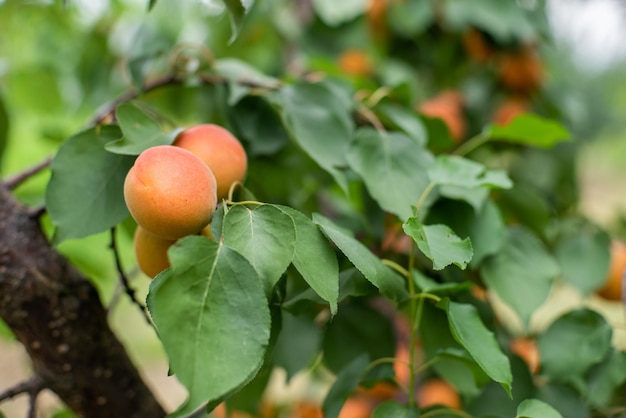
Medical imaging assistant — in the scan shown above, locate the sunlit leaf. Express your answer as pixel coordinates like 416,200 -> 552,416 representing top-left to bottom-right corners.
223,0 -> 254,44
485,114 -> 570,148
538,308 -> 612,382
347,128 -> 434,219
278,81 -> 354,192
481,226 -> 560,327
438,299 -> 513,397
516,399 -> 563,418
105,102 -> 174,155
312,0 -> 367,26
375,103 -> 427,146
147,236 -> 270,417
403,217 -> 473,270
46,126 -> 133,243
314,213 -> 409,303
429,155 -> 513,189
222,204 -> 296,295
276,206 -> 339,314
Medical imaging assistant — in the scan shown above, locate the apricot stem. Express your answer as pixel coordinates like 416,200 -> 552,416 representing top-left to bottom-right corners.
415,182 -> 435,212
360,356 -> 411,395
407,243 -> 418,407
382,259 -> 410,278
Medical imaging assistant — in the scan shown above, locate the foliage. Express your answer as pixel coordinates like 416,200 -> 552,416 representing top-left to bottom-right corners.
1,0 -> 625,417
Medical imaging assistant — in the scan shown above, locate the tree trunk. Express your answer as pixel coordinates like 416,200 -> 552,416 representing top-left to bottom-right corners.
0,183 -> 166,418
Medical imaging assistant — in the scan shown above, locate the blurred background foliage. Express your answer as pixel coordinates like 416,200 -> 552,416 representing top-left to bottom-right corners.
2,0 -> 626,416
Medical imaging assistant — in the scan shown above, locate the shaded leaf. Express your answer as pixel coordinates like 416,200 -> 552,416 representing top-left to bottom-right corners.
105,102 -> 173,155
429,155 -> 512,189
322,354 -> 370,418
372,401 -> 420,418
538,308 -> 612,382
486,114 -> 570,148
147,236 -> 270,417
222,204 -> 296,295
587,349 -> 626,408
438,299 -> 513,397
46,126 -> 133,243
314,213 -> 409,303
376,103 -> 427,146
278,81 -> 354,192
276,206 -> 339,314
481,226 -> 560,327
223,0 -> 254,44
273,311 -> 322,381
347,128 -> 434,220
403,218 -> 473,270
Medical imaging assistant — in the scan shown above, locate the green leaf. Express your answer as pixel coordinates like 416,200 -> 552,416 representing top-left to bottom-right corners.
555,230 -> 611,295
229,96 -> 289,156
276,206 -> 339,314
413,270 -> 472,296
147,236 -> 270,417
222,0 -> 254,44
429,155 -> 513,189
278,81 -> 354,192
147,0 -> 158,11
403,218 -> 473,270
313,213 -> 409,303
481,226 -> 560,327
388,0 -> 434,37
376,103 -> 427,146
347,128 -> 434,220
587,349 -> 626,408
322,302 -> 395,374
222,204 -> 296,296
372,401 -> 420,418
0,91 -> 9,170
538,308 -> 612,382
438,299 -> 513,397
322,354 -> 370,418
485,114 -> 570,148
105,102 -> 173,155
46,126 -> 134,243
215,59 -> 281,105
536,383 -> 589,418
0,318 -> 14,340
273,311 -> 322,381
516,399 -> 563,418
311,0 -> 366,26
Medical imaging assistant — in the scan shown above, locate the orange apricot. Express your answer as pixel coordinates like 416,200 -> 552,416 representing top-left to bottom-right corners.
338,396 -> 374,418
597,240 -> 626,301
492,96 -> 529,125
124,145 -> 217,240
509,337 -> 540,374
497,46 -> 543,94
462,28 -> 494,63
133,226 -> 175,279
338,49 -> 373,77
417,378 -> 461,409
418,90 -> 466,142
174,124 -> 248,200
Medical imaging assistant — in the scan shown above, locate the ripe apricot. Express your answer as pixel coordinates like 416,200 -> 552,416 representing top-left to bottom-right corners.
124,145 -> 217,240
462,28 -> 493,63
133,226 -> 175,279
338,396 -> 374,418
418,90 -> 466,142
417,379 -> 461,409
597,240 -> 626,301
338,49 -> 373,77
173,124 -> 247,200
509,337 -> 540,374
497,46 -> 543,94
492,96 -> 529,125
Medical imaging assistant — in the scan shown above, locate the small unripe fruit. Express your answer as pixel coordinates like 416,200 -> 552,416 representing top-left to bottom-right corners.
173,124 -> 248,200
133,226 -> 175,278
124,145 -> 217,240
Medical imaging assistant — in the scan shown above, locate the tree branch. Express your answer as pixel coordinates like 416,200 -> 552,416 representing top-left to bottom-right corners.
0,376 -> 45,418
3,157 -> 53,190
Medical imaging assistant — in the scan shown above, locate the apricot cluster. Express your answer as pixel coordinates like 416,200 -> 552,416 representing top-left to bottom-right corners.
123,124 -> 247,278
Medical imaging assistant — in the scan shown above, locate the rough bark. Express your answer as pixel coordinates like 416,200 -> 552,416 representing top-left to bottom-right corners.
0,183 -> 166,418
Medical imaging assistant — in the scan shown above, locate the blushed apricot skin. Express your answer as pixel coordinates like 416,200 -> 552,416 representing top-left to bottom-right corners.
597,240 -> 626,301
173,124 -> 248,200
124,145 -> 217,240
133,226 -> 175,279
417,379 -> 461,409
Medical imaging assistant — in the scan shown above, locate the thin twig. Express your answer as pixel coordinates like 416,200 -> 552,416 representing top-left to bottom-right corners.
0,376 -> 45,418
27,205 -> 46,220
3,157 -> 53,190
108,227 -> 152,326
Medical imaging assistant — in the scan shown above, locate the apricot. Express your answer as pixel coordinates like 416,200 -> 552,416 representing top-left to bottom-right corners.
338,396 -> 374,418
462,28 -> 493,63
492,96 -> 529,125
497,46 -> 543,94
417,378 -> 461,409
509,337 -> 540,374
124,145 -> 217,240
597,240 -> 626,301
133,226 -> 175,279
173,124 -> 247,200
418,90 -> 466,142
338,49 -> 373,77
